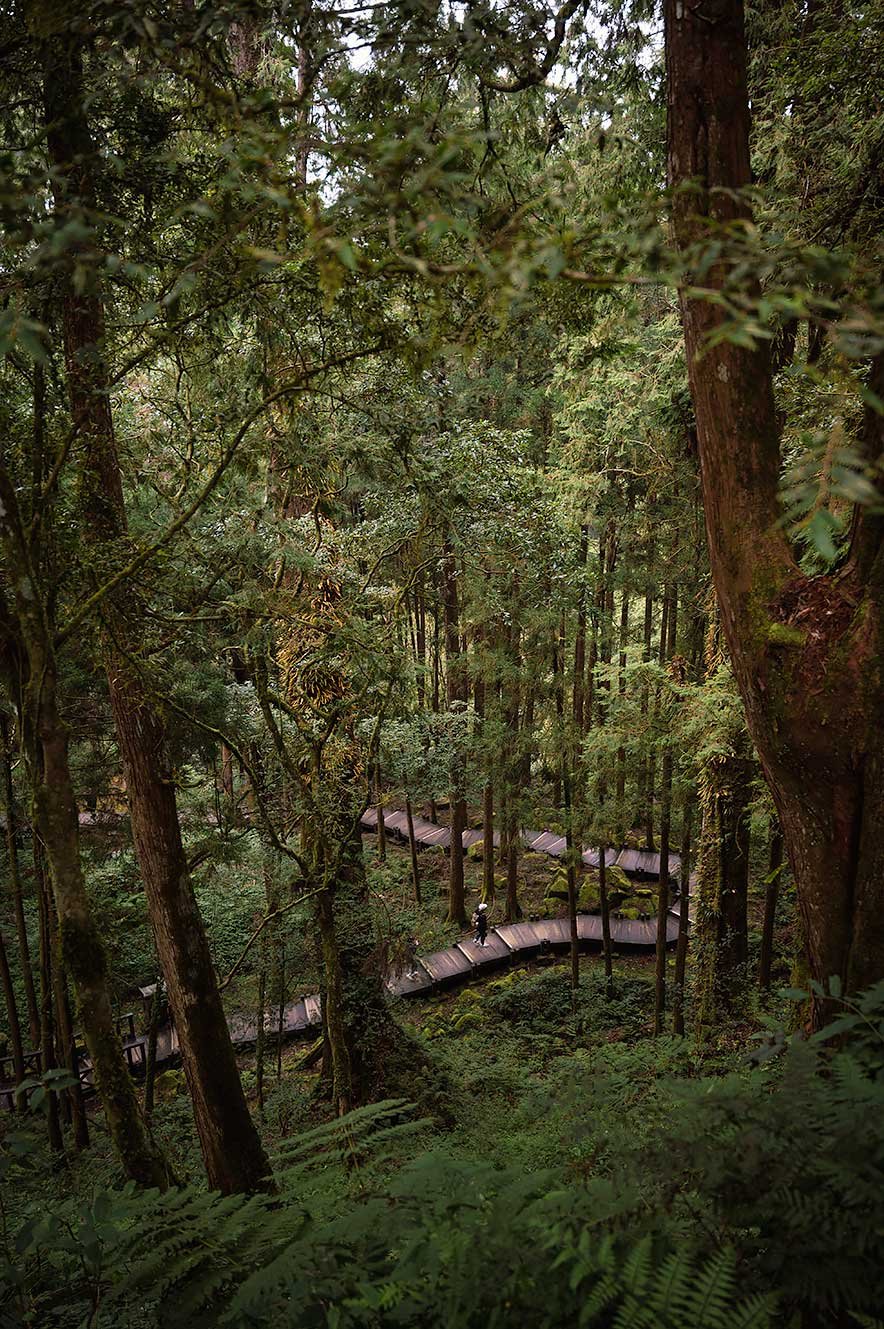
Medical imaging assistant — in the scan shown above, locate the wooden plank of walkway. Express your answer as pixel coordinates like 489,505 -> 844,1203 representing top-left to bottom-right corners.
384,811 -> 409,836
456,932 -> 513,969
609,917 -> 655,947
576,914 -> 603,944
387,963 -> 435,997
535,918 -> 573,949
582,847 -> 619,868
419,946 -> 474,986
524,830 -> 558,853
494,921 -> 553,955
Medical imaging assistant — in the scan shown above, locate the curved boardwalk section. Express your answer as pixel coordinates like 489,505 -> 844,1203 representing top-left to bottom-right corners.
0,810 -> 689,1110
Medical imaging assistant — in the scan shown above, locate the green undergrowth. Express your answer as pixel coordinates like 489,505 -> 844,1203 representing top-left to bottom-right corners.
5,982 -> 884,1327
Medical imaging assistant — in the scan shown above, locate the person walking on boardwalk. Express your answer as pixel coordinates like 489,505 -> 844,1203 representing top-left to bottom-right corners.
472,901 -> 488,946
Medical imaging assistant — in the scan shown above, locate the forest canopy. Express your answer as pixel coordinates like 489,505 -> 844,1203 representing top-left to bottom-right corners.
0,1 -> 883,1326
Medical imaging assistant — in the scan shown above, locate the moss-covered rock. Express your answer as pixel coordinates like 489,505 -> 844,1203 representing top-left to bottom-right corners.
154,1070 -> 185,1103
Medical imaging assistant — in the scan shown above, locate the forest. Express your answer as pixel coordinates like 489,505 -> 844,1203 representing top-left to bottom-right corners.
0,0 -> 882,1325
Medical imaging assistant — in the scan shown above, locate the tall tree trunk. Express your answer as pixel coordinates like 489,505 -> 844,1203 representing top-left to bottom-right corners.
316,827 -> 413,1112
0,928 -> 25,1103
375,761 -> 386,861
441,542 -> 467,925
0,716 -> 39,1046
672,799 -> 694,1036
44,34 -> 272,1193
666,0 -> 884,1019
562,771 -> 580,993
503,603 -> 522,922
694,740 -> 753,1025
0,476 -> 168,1185
615,587 -> 630,820
598,842 -> 614,999
415,578 -> 427,709
51,902 -> 90,1151
653,744 -> 673,1035
573,525 -> 589,731
255,962 -> 267,1116
34,845 -> 63,1155
405,796 -> 422,903
640,546 -> 656,850
759,826 -> 784,991
143,976 -> 162,1118
482,782 -> 495,903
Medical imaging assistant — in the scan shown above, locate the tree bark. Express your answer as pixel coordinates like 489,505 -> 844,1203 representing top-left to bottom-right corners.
51,903 -> 90,1151
653,743 -> 673,1035
694,741 -> 753,1025
759,826 -> 784,991
44,33 -> 272,1193
375,761 -> 386,861
405,796 -> 422,903
572,525 -> 589,731
666,0 -> 884,1018
0,474 -> 168,1184
441,541 -> 467,925
672,799 -> 694,1035
34,845 -> 63,1155
0,716 -> 39,1046
0,927 -> 25,1103
316,828 -> 414,1112
598,842 -> 614,1000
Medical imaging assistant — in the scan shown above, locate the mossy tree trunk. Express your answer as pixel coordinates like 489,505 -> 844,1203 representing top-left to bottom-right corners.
442,540 -> 468,925
694,743 -> 753,1026
0,927 -> 25,1103
666,0 -> 884,1020
316,827 -> 414,1113
43,31 -> 272,1194
759,827 -> 784,991
0,475 -> 168,1185
0,716 -> 39,1046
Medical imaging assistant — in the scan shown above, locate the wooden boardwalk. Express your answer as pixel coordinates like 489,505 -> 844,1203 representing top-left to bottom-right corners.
1,809 -> 690,1111
360,806 -> 692,885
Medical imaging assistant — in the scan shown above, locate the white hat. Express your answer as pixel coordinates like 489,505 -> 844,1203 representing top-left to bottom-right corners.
478,902 -> 488,911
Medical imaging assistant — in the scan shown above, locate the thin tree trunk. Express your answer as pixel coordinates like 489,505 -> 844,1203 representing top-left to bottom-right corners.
598,843 -> 614,999
405,796 -> 422,904
694,738 -> 753,1026
616,588 -> 630,816
375,762 -> 386,861
759,827 -> 784,991
0,716 -> 39,1046
276,943 -> 286,1084
143,977 -> 162,1117
640,548 -> 655,849
573,525 -> 589,731
562,771 -> 580,994
673,799 -> 694,1036
51,905 -> 90,1151
654,745 -> 673,1035
255,963 -> 267,1115
0,928 -> 25,1103
441,542 -> 467,925
35,843 -> 63,1155
415,578 -> 427,709
482,782 -> 495,903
